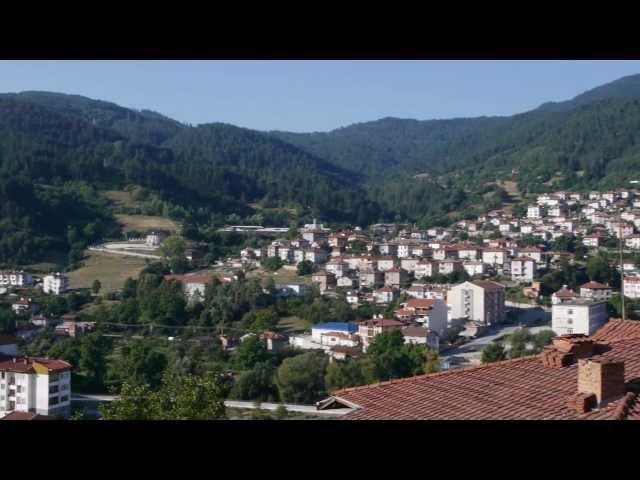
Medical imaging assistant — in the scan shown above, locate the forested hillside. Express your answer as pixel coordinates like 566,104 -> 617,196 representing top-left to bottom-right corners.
4,74 -> 640,266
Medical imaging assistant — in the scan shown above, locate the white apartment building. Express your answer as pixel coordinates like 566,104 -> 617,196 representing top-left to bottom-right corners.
481,249 -> 509,266
42,273 -> 69,295
447,280 -> 506,326
0,357 -> 72,419
0,271 -> 33,288
510,257 -> 537,282
551,299 -> 608,336
623,276 -> 640,299
462,261 -> 485,277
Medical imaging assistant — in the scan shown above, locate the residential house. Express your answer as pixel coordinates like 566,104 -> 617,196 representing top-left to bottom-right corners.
384,268 -> 409,288
375,256 -> 397,272
414,260 -> 436,279
260,331 -> 289,353
481,248 -> 509,266
462,261 -> 485,277
401,326 -> 439,351
374,286 -> 399,304
552,285 -> 578,305
623,276 -> 640,299
164,274 -> 213,302
509,257 -> 537,282
311,271 -> 336,294
400,257 -> 420,273
312,323 -> 358,343
437,259 -> 463,276
358,318 -> 406,352
580,281 -> 613,301
358,269 -> 384,289
402,298 -> 448,336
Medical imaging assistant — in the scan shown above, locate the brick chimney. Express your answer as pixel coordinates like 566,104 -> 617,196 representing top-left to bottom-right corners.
577,358 -> 626,405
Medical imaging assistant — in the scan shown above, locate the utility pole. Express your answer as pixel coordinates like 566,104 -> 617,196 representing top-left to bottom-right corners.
619,214 -> 626,321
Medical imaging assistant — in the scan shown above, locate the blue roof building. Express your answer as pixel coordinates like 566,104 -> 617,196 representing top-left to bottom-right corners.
312,322 -> 358,334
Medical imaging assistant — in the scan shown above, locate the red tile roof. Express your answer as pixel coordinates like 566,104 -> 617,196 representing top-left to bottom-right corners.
0,357 -> 72,374
554,288 -> 577,298
581,281 -> 611,290
406,299 -> 436,310
327,328 -> 640,420
591,319 -> 640,343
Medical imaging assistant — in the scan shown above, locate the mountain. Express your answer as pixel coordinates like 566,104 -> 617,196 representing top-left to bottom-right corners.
4,73 -> 640,266
537,73 -> 640,112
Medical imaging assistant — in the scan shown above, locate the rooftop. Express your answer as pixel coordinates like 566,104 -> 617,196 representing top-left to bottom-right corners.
326,322 -> 640,420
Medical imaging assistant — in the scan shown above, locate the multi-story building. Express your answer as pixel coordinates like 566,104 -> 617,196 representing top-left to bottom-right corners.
447,280 -> 506,326
481,248 -> 509,266
0,271 -> 33,288
357,318 -> 406,352
373,286 -> 399,304
311,271 -> 336,294
551,299 -> 608,336
401,326 -> 439,351
527,205 -> 542,219
358,269 -> 384,289
509,257 -> 537,282
623,275 -> 640,299
384,268 -> 409,288
401,298 -> 448,336
164,274 -> 213,301
42,273 -> 69,295
0,357 -> 72,419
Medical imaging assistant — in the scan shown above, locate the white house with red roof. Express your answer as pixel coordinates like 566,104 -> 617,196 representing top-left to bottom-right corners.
552,285 -> 578,305
579,281 -> 612,301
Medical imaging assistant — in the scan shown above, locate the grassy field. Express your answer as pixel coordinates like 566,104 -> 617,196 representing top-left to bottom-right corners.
278,316 -> 312,334
68,251 -> 149,293
115,214 -> 180,234
247,267 -> 312,286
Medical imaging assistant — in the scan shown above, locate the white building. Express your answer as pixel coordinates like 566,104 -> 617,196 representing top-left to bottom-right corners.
0,356 -> 72,419
42,273 -> 69,295
481,249 -> 509,266
401,326 -> 439,351
527,205 -> 542,218
509,257 -> 537,282
447,280 -> 506,326
579,281 -> 613,301
551,299 -> 608,336
0,271 -> 33,288
623,276 -> 640,299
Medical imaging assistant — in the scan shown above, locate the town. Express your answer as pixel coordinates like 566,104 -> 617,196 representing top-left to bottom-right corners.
3,185 -> 640,420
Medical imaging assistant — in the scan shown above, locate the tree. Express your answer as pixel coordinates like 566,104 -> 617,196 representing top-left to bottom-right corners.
532,329 -> 556,353
92,279 -> 102,295
325,358 -> 367,392
367,330 -> 422,381
481,342 -> 507,363
108,340 -> 168,391
246,308 -> 280,334
232,336 -> 270,370
159,235 -> 187,259
296,260 -> 315,276
79,333 -> 109,391
262,256 -> 284,272
276,351 -> 328,404
229,361 -> 278,402
587,254 -> 613,284
100,371 -> 228,420
0,308 -> 17,334
507,328 -> 533,359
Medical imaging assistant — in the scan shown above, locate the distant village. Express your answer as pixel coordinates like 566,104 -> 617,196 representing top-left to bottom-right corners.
3,188 -> 640,420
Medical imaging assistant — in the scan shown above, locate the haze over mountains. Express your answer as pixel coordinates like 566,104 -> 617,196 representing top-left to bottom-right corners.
2,73 -> 640,265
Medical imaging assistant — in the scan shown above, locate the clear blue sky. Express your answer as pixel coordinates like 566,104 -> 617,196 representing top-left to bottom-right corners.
2,60 -> 640,132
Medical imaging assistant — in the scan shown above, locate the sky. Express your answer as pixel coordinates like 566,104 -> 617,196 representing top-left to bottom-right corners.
1,60 -> 640,132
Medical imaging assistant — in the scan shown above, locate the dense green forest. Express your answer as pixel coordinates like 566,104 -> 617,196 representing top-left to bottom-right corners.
5,74 -> 640,264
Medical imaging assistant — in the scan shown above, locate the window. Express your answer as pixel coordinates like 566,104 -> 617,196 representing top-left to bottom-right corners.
60,395 -> 69,403
567,309 -> 573,315
60,384 -> 69,391
567,318 -> 573,325
16,385 -> 22,394
50,397 -> 59,405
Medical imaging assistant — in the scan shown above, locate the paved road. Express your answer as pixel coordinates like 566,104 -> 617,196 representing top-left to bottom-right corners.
441,304 -> 553,367
71,395 -> 351,417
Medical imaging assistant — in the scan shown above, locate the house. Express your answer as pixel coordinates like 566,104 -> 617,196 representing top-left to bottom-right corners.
582,235 -> 603,249
0,357 -> 72,419
527,205 -> 542,218
337,275 -> 358,289
0,271 -> 33,288
375,256 -> 397,272
373,286 -> 399,304
42,273 -> 69,295
55,320 -> 96,338
401,326 -> 439,351
623,276 -> 640,299
552,285 -> 578,305
509,257 -> 537,282
312,271 -> 336,294
447,280 -> 506,326
402,298 -> 448,336
481,248 -> 509,266
312,323 -> 358,343
275,284 -> 308,297
320,331 -> 360,348
260,331 -> 289,352
436,259 -> 463,275
30,315 -> 58,328
414,260 -> 436,279
384,268 -> 409,288
164,274 -> 213,301
345,291 -> 360,305
579,281 -> 613,301
145,231 -> 167,247
400,257 -> 420,273
625,235 -> 640,249
11,298 -> 37,315
358,269 -> 384,289
317,324 -> 640,419
358,318 -> 406,352
551,299 -> 608,336
515,247 -> 543,263
378,243 -> 398,256
326,259 -> 350,278
462,261 -> 484,277
328,346 -> 362,362
457,245 -> 479,261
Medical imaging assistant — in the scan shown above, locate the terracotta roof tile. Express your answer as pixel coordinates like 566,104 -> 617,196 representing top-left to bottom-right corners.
329,334 -> 640,420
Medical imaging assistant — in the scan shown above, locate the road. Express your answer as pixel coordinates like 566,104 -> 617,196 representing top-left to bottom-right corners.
441,303 -> 553,368
71,395 -> 352,417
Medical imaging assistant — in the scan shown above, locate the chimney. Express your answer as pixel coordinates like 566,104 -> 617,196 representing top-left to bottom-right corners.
578,358 -> 626,405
